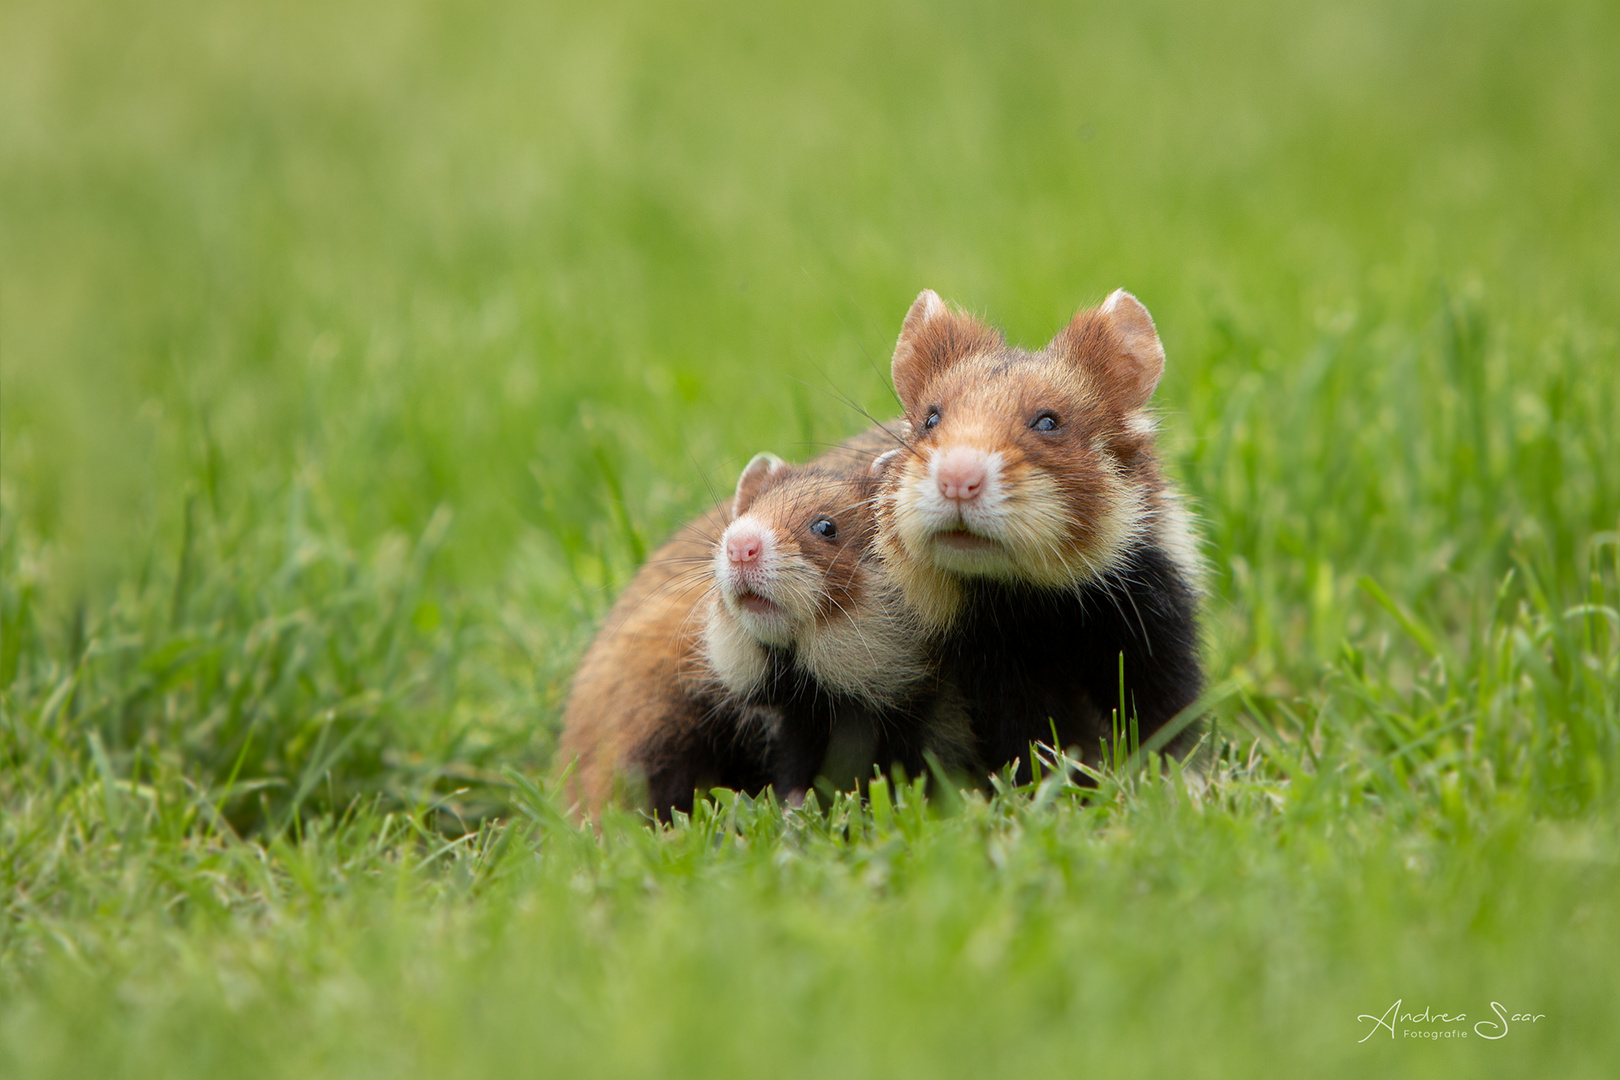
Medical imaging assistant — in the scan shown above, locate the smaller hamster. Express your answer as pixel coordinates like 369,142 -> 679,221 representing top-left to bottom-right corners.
558,447 -> 960,819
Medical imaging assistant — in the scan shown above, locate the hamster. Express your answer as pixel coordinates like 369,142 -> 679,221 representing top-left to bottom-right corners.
873,288 -> 1205,776
558,447 -> 953,820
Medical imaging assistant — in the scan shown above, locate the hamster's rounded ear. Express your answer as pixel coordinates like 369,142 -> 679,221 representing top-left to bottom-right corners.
1050,289 -> 1166,410
732,452 -> 789,518
890,290 -> 1003,410
868,448 -> 902,478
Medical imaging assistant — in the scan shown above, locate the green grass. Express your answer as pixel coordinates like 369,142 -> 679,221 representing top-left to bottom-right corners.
3,0 -> 1619,1075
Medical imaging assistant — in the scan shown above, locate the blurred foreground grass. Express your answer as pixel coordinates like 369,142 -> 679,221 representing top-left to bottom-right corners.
3,0 -> 1619,1076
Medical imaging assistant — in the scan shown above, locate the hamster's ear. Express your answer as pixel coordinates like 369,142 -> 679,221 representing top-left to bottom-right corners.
890,290 -> 1004,409
1049,289 -> 1165,410
732,452 -> 789,518
868,448 -> 902,478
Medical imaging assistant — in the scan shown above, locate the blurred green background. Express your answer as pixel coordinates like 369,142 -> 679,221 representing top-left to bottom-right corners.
7,0 -> 1617,777
2,0 -> 1618,1076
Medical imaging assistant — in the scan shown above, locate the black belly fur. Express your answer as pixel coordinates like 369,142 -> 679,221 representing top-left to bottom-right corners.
945,541 -> 1203,778
752,651 -> 940,797
642,655 -> 937,819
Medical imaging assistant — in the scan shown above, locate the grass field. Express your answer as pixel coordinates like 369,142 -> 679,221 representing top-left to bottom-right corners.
3,0 -> 1619,1075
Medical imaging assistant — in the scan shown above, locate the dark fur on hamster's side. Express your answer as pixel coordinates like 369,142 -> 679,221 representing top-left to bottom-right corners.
874,289 -> 1205,777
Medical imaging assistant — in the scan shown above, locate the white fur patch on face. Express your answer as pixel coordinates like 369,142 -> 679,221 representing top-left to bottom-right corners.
889,444 -> 1144,590
889,447 -> 1019,578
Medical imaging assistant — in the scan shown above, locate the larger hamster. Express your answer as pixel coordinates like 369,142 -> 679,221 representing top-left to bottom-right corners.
874,288 -> 1204,775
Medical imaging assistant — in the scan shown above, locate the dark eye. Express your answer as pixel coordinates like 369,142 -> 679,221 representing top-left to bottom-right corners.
923,408 -> 940,430
1031,412 -> 1060,432
810,517 -> 838,540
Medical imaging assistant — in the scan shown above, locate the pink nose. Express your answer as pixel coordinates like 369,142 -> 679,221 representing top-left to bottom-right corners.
725,529 -> 764,565
936,448 -> 988,503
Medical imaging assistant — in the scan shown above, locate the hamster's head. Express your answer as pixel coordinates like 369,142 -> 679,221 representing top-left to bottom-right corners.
704,454 -> 921,704
880,288 -> 1171,609
713,455 -> 878,646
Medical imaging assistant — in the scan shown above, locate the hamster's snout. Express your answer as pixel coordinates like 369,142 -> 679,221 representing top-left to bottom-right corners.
935,447 -> 989,504
725,526 -> 765,567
